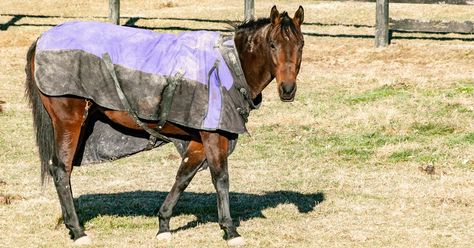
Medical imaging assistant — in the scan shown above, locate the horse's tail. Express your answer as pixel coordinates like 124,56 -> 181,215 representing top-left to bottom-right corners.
25,40 -> 55,185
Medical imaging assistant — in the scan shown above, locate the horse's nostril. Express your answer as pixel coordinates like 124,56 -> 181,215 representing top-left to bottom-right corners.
281,83 -> 295,94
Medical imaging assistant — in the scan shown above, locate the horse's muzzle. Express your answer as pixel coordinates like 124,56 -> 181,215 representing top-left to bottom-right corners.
279,82 -> 297,102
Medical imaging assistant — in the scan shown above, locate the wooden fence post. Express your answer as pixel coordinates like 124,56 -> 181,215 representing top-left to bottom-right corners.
109,0 -> 120,25
244,0 -> 255,22
375,0 -> 389,47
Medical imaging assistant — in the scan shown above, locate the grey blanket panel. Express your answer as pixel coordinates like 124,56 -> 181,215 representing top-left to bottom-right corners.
35,50 -> 179,120
78,115 -> 166,165
35,49 -> 248,134
35,50 -> 123,110
114,64 -> 169,120
166,79 -> 210,130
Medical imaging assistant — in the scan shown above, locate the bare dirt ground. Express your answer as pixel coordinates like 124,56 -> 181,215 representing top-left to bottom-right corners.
1,0 -> 474,247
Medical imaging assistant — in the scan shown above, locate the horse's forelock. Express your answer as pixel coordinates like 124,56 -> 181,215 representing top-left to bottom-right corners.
276,13 -> 301,42
279,12 -> 291,24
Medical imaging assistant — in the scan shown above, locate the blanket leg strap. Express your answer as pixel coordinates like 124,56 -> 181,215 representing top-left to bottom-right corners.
102,53 -> 172,143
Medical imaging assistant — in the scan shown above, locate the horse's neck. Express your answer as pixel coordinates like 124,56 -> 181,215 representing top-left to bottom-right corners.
234,25 -> 274,100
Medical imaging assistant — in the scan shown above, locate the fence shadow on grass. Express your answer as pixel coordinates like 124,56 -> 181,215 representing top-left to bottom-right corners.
76,190 -> 324,232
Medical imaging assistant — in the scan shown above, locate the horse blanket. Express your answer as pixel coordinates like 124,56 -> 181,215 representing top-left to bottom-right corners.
34,21 -> 257,165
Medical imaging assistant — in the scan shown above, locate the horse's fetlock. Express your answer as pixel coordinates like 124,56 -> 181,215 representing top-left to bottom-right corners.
158,208 -> 171,218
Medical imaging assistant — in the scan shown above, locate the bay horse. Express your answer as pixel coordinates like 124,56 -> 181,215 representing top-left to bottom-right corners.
25,6 -> 304,246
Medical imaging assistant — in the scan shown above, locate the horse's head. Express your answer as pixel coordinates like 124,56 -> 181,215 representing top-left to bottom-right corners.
268,6 -> 304,102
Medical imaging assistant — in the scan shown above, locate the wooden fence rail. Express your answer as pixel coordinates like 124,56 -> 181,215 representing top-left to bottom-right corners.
375,0 -> 474,47
391,19 -> 474,34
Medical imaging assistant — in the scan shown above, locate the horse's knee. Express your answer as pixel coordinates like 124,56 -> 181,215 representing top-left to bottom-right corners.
209,166 -> 229,183
51,164 -> 68,183
216,172 -> 229,184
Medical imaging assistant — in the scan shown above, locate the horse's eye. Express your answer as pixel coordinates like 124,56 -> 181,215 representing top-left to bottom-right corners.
298,43 -> 304,52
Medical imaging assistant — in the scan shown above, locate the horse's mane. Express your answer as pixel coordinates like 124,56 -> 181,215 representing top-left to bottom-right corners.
233,12 -> 300,39
235,17 -> 271,30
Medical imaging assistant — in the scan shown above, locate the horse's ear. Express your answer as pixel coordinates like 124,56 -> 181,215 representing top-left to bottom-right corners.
270,5 -> 280,26
293,6 -> 304,27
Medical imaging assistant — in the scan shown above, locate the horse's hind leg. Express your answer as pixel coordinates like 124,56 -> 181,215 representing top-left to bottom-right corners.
156,140 -> 206,240
200,132 -> 244,246
41,96 -> 90,244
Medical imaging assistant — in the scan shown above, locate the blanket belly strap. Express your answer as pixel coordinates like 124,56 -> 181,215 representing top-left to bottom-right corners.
103,53 -> 172,143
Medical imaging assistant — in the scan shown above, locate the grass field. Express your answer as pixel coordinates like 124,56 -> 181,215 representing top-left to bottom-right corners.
1,0 -> 474,247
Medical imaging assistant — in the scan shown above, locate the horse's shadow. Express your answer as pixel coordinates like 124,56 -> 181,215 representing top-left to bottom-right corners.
76,190 -> 324,232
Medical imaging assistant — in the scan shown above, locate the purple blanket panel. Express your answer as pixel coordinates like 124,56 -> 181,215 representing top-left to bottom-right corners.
36,21 -> 234,130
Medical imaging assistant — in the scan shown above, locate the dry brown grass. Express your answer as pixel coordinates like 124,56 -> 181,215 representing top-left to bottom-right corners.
1,1 -> 474,247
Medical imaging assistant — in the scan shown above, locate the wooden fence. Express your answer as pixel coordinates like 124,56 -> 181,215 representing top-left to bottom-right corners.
375,0 -> 474,47
108,0 -> 255,24
108,0 -> 472,47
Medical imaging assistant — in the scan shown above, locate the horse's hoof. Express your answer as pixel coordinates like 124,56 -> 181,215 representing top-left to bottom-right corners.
227,236 -> 245,246
74,235 -> 92,246
156,232 -> 172,241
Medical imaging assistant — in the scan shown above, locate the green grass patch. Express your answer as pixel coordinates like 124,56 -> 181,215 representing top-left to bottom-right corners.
346,85 -> 406,104
444,79 -> 474,97
447,132 -> 474,146
389,149 -> 442,163
242,124 -> 327,160
247,126 -> 414,162
318,132 -> 411,148
337,148 -> 373,161
310,131 -> 413,162
455,85 -> 474,95
360,132 -> 412,146
463,133 -> 474,144
411,122 -> 455,136
437,102 -> 472,116
389,149 -> 417,162
416,153 -> 442,163
455,79 -> 474,95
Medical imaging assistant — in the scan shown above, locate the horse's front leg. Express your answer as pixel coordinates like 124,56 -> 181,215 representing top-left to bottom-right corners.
200,132 -> 244,246
156,140 -> 206,240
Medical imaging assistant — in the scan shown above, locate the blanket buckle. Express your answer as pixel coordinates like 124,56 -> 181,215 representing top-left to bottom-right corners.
82,99 -> 93,125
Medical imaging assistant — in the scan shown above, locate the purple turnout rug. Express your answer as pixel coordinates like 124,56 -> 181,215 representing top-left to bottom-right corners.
34,21 -> 254,164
